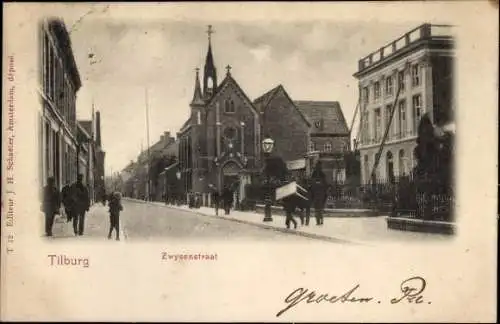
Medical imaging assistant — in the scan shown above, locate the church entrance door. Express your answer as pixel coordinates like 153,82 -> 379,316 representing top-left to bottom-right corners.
221,161 -> 241,191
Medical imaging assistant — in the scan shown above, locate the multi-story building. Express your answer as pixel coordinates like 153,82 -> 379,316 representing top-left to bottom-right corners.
353,23 -> 454,184
295,101 -> 350,184
38,18 -> 81,191
76,121 -> 92,188
127,131 -> 177,200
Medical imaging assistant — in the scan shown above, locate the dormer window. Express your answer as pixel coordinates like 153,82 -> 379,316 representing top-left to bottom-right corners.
224,99 -> 235,113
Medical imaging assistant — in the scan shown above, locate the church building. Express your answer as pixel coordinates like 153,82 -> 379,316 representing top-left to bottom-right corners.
177,25 -> 348,198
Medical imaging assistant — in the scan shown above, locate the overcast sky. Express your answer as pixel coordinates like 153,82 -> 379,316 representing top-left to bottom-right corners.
63,6 -> 427,175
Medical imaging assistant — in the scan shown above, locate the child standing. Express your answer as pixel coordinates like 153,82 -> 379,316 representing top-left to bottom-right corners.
108,192 -> 123,240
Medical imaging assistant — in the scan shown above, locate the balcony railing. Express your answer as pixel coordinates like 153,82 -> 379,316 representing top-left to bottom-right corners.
357,23 -> 453,72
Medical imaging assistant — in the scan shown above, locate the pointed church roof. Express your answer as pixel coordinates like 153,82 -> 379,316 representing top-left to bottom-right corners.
205,72 -> 258,116
205,41 -> 216,71
191,68 -> 204,106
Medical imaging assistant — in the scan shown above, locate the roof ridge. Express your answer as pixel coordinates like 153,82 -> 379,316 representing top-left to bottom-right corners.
294,100 -> 340,104
253,84 -> 281,103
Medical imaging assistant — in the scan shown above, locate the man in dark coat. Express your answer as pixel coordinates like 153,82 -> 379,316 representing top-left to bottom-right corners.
61,181 -> 74,222
310,162 -> 328,225
298,178 -> 312,226
71,174 -> 90,236
108,191 -> 123,240
282,196 -> 298,229
209,184 -> 221,216
222,186 -> 233,215
42,177 -> 60,237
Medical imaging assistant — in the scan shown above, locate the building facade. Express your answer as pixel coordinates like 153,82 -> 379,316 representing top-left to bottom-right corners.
353,23 -> 454,184
178,27 -> 319,198
38,18 -> 81,191
295,101 -> 350,184
77,122 -> 92,186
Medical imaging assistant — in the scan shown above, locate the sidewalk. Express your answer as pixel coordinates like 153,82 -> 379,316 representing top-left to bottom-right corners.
124,198 -> 452,245
51,204 -> 117,240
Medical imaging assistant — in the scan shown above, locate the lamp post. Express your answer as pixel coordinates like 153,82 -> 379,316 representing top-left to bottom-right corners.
176,170 -> 181,205
262,137 -> 274,222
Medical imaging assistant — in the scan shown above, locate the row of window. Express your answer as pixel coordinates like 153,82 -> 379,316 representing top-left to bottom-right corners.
41,28 -> 76,131
363,148 -> 416,181
42,121 -> 77,188
309,141 -> 347,153
361,94 -> 422,144
362,63 -> 421,103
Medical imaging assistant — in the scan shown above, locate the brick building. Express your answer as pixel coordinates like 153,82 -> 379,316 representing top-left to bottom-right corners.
38,18 -> 81,191
178,26 -> 350,201
353,23 -> 454,184
295,101 -> 350,184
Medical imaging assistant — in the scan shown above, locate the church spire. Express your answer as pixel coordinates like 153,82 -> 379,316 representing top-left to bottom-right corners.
191,68 -> 204,106
203,25 -> 217,99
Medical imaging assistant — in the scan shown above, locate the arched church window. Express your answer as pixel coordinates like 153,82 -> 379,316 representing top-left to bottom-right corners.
225,99 -> 235,113
207,77 -> 213,89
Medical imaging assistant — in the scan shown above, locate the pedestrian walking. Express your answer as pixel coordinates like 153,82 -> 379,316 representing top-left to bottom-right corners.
71,174 -> 90,236
107,191 -> 123,241
42,177 -> 61,237
61,181 -> 74,222
298,178 -> 312,226
222,186 -> 233,215
310,162 -> 327,226
209,184 -> 220,216
282,196 -> 298,229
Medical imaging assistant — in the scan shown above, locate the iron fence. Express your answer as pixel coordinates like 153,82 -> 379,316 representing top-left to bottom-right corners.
244,175 -> 454,221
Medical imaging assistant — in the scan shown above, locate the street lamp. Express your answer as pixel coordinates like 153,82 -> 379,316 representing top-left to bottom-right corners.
175,170 -> 182,205
262,137 -> 274,222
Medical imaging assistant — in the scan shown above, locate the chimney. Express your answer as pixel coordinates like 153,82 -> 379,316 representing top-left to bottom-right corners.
96,111 -> 101,147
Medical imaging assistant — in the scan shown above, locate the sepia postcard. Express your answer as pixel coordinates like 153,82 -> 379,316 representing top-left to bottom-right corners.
1,2 -> 498,322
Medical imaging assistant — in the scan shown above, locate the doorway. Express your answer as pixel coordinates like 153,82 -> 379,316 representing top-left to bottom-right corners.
221,161 -> 241,190
386,151 -> 394,182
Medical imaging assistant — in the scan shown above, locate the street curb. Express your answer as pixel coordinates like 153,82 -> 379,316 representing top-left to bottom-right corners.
206,214 -> 367,245
123,198 -> 369,245
254,204 -> 382,218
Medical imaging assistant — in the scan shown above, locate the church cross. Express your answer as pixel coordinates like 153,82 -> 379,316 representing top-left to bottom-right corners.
226,64 -> 232,74
206,25 -> 215,41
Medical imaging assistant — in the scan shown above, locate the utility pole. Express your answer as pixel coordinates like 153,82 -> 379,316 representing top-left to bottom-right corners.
145,87 -> 151,201
370,83 -> 403,184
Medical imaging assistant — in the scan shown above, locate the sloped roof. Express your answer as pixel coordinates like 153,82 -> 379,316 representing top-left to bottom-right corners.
253,85 -> 281,113
179,116 -> 192,133
253,85 -> 311,127
206,73 -> 259,116
294,101 -> 349,135
78,120 -> 93,137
